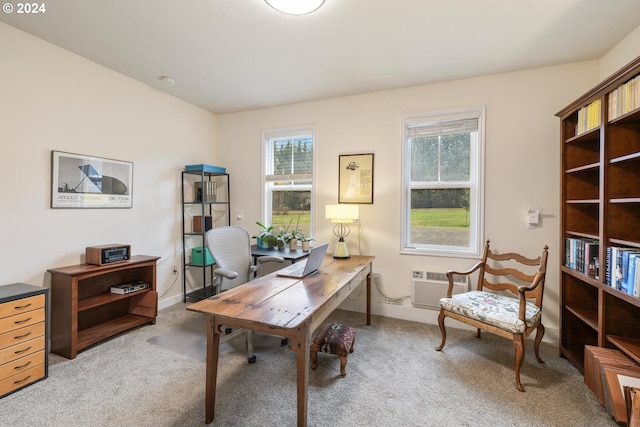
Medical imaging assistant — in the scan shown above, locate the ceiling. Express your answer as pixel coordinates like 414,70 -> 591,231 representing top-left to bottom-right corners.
3,0 -> 640,114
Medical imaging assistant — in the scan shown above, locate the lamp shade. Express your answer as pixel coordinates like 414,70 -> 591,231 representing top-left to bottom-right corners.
265,0 -> 325,15
325,204 -> 359,223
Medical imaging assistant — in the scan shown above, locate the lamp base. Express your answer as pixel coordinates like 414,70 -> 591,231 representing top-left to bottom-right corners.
333,241 -> 350,259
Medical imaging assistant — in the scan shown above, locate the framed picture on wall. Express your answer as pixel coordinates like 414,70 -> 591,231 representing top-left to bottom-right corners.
51,150 -> 133,208
338,153 -> 374,204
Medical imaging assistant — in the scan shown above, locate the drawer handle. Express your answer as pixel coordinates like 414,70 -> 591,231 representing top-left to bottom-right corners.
13,375 -> 32,385
14,346 -> 32,355
14,317 -> 32,325
14,303 -> 32,310
14,360 -> 32,370
14,331 -> 32,340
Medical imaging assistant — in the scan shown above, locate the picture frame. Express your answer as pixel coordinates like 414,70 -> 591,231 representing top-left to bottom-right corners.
51,150 -> 133,208
338,153 -> 374,204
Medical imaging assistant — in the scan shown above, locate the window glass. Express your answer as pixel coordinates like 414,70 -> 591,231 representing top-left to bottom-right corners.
402,108 -> 484,256
263,129 -> 314,239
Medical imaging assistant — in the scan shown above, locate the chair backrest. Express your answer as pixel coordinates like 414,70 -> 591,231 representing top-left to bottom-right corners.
476,240 -> 549,309
205,226 -> 253,290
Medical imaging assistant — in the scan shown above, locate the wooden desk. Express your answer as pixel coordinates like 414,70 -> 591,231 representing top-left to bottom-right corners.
187,254 -> 373,426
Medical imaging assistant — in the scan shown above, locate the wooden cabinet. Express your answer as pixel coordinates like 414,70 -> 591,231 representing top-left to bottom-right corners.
557,55 -> 640,372
47,255 -> 159,359
0,283 -> 48,397
181,169 -> 230,302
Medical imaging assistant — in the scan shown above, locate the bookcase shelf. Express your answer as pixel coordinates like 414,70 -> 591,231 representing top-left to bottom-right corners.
557,54 -> 640,374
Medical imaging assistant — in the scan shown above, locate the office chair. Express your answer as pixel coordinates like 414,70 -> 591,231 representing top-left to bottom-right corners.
205,226 -> 284,363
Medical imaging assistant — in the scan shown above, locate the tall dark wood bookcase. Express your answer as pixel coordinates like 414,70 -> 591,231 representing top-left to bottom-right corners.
557,55 -> 640,373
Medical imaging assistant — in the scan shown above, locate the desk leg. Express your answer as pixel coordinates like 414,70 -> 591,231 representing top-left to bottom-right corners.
205,315 -> 221,424
295,322 -> 310,427
366,272 -> 371,326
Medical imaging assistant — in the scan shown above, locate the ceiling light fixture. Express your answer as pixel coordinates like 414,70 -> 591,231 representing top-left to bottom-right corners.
265,0 -> 325,15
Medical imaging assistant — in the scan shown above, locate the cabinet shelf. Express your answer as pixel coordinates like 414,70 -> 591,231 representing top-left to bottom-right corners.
565,199 -> 599,204
609,198 -> 640,204
558,54 -> 640,376
608,336 -> 640,365
609,107 -> 640,125
565,162 -> 600,173
565,126 -> 600,144
77,314 -> 152,351
78,288 -> 152,312
565,304 -> 598,331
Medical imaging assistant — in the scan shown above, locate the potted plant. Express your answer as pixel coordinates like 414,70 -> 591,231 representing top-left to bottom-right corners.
255,221 -> 277,249
278,216 -> 300,251
275,229 -> 286,250
295,231 -> 314,252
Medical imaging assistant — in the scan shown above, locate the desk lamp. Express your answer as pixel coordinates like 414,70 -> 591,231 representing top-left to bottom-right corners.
325,204 -> 359,259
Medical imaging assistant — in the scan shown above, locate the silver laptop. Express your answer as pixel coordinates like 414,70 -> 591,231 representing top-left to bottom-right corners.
276,243 -> 329,278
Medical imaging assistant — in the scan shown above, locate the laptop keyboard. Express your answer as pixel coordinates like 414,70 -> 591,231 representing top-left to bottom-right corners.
282,262 -> 305,276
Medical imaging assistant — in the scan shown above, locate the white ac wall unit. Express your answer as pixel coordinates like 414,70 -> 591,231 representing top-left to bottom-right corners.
411,271 -> 469,310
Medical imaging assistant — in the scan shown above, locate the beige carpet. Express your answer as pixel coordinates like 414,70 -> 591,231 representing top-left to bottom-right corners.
0,303 -> 616,426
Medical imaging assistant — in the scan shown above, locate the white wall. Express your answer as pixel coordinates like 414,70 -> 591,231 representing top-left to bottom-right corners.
217,62 -> 603,343
0,23 -> 218,307
600,25 -> 640,80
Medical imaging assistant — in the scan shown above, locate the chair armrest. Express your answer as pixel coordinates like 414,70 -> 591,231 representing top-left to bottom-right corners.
517,271 -> 545,319
445,261 -> 485,297
213,268 -> 238,280
250,256 -> 285,274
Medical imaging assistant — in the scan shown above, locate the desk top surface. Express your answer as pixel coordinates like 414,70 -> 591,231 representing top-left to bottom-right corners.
188,255 -> 373,330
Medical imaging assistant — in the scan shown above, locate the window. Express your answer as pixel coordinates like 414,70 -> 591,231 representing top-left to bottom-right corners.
262,127 -> 315,239
402,107 -> 485,257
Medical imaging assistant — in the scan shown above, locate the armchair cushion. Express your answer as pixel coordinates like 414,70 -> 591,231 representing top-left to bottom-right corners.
439,290 -> 541,334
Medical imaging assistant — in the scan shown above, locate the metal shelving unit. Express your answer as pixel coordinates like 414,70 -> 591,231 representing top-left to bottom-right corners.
181,170 -> 230,302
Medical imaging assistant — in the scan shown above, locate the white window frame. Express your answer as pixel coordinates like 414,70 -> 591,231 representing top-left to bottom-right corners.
401,106 -> 485,258
261,126 -> 316,236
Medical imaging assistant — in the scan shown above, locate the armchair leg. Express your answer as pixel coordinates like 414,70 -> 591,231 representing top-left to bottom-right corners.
436,310 -> 447,351
533,323 -> 545,364
513,334 -> 526,392
476,328 -> 482,339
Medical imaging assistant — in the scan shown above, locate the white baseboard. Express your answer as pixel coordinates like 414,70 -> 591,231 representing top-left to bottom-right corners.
159,293 -> 184,310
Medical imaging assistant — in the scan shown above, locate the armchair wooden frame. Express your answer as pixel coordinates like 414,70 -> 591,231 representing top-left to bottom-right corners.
436,240 -> 549,392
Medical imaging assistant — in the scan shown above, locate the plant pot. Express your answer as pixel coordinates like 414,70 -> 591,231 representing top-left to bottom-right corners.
302,241 -> 310,251
277,240 -> 285,250
289,238 -> 297,250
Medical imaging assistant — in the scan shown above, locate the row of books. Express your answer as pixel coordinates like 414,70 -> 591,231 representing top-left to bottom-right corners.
609,74 -> 640,121
564,238 -> 640,297
565,237 -> 599,278
584,346 -> 640,424
606,246 -> 640,297
576,98 -> 602,136
194,181 -> 217,203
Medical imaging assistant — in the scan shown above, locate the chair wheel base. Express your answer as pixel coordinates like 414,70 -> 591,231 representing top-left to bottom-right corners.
248,355 -> 257,364
281,338 -> 288,346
